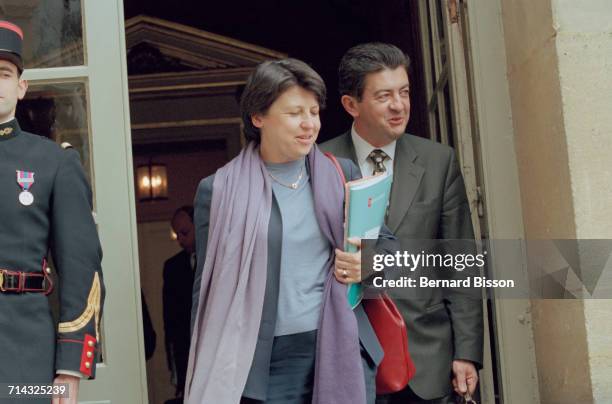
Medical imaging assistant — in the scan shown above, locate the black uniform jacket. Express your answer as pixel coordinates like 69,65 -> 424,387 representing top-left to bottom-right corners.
163,249 -> 194,393
0,119 -> 104,385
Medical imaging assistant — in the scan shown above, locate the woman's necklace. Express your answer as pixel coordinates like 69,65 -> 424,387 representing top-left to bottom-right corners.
268,165 -> 304,189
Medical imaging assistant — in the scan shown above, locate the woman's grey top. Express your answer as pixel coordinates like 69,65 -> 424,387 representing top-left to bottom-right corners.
265,158 -> 331,336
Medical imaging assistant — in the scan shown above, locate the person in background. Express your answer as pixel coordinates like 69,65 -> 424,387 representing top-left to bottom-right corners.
142,291 -> 157,361
163,206 -> 196,402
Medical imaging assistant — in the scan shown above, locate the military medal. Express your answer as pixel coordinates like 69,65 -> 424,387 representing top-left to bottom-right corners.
16,170 -> 35,206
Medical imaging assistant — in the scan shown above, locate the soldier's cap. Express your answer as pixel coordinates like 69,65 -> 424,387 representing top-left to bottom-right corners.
0,20 -> 24,74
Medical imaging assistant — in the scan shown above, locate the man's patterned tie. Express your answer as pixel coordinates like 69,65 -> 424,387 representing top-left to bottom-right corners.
368,149 -> 389,175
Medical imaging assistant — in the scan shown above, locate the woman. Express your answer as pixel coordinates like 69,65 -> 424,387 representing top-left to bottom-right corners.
186,58 -> 397,404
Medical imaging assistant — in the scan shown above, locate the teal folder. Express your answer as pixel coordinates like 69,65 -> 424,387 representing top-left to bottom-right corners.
344,172 -> 393,308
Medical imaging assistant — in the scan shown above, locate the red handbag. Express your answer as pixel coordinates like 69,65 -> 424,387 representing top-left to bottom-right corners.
324,152 -> 416,394
363,294 -> 415,394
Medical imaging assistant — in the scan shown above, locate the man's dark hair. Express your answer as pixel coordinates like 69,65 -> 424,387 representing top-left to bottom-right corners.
172,205 -> 194,222
338,42 -> 411,100
240,58 -> 326,143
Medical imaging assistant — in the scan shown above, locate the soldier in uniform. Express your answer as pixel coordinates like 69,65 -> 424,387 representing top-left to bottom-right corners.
0,21 -> 105,403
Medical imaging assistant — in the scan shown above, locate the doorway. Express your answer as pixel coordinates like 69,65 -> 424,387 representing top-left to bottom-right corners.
122,1 -> 497,403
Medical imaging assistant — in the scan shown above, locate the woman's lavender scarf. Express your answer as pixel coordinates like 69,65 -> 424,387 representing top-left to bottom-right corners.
185,142 -> 366,404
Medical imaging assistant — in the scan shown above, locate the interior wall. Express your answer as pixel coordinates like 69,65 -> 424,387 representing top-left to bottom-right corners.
137,221 -> 181,404
133,145 -> 227,222
133,145 -> 226,403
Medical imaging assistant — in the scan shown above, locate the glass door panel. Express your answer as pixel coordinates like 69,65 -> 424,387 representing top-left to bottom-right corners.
0,0 -> 85,67
17,82 -> 92,177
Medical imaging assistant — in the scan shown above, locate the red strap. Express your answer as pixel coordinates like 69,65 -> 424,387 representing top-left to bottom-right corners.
323,152 -> 346,184
0,21 -> 24,39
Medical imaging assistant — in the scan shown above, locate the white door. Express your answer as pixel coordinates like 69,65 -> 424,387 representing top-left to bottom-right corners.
417,1 -> 495,402
417,0 -> 482,230
418,1 -> 544,403
4,0 -> 147,402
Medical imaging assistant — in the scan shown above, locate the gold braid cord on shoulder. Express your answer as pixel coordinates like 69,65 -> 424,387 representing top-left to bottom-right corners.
58,272 -> 102,341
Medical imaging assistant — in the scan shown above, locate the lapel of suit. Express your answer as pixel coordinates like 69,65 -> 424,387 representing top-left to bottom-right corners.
387,135 -> 424,233
332,131 -> 359,163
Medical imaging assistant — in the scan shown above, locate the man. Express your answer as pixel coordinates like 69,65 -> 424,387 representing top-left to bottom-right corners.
321,42 -> 483,403
163,206 -> 196,402
0,20 -> 104,403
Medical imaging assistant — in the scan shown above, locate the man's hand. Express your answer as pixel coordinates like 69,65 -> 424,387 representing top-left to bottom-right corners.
52,374 -> 80,404
334,237 -> 362,284
452,359 -> 478,397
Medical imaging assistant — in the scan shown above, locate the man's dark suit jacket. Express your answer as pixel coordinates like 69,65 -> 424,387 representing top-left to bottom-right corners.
163,249 -> 195,395
141,292 -> 156,360
321,132 -> 483,400
191,156 -> 398,403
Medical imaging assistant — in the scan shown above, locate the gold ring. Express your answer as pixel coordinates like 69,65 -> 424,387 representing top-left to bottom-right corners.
342,269 -> 348,278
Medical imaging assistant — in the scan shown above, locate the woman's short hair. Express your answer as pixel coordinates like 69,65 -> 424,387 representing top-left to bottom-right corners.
338,42 -> 411,100
240,58 -> 326,143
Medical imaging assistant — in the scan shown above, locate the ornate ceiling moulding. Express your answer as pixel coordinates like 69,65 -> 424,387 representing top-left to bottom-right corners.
125,15 -> 286,75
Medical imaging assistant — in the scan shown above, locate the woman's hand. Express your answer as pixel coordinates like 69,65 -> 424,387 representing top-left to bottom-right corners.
334,237 -> 362,284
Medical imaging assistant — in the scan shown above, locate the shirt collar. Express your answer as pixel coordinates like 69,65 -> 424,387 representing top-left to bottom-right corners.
0,118 -> 20,141
350,124 -> 397,166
